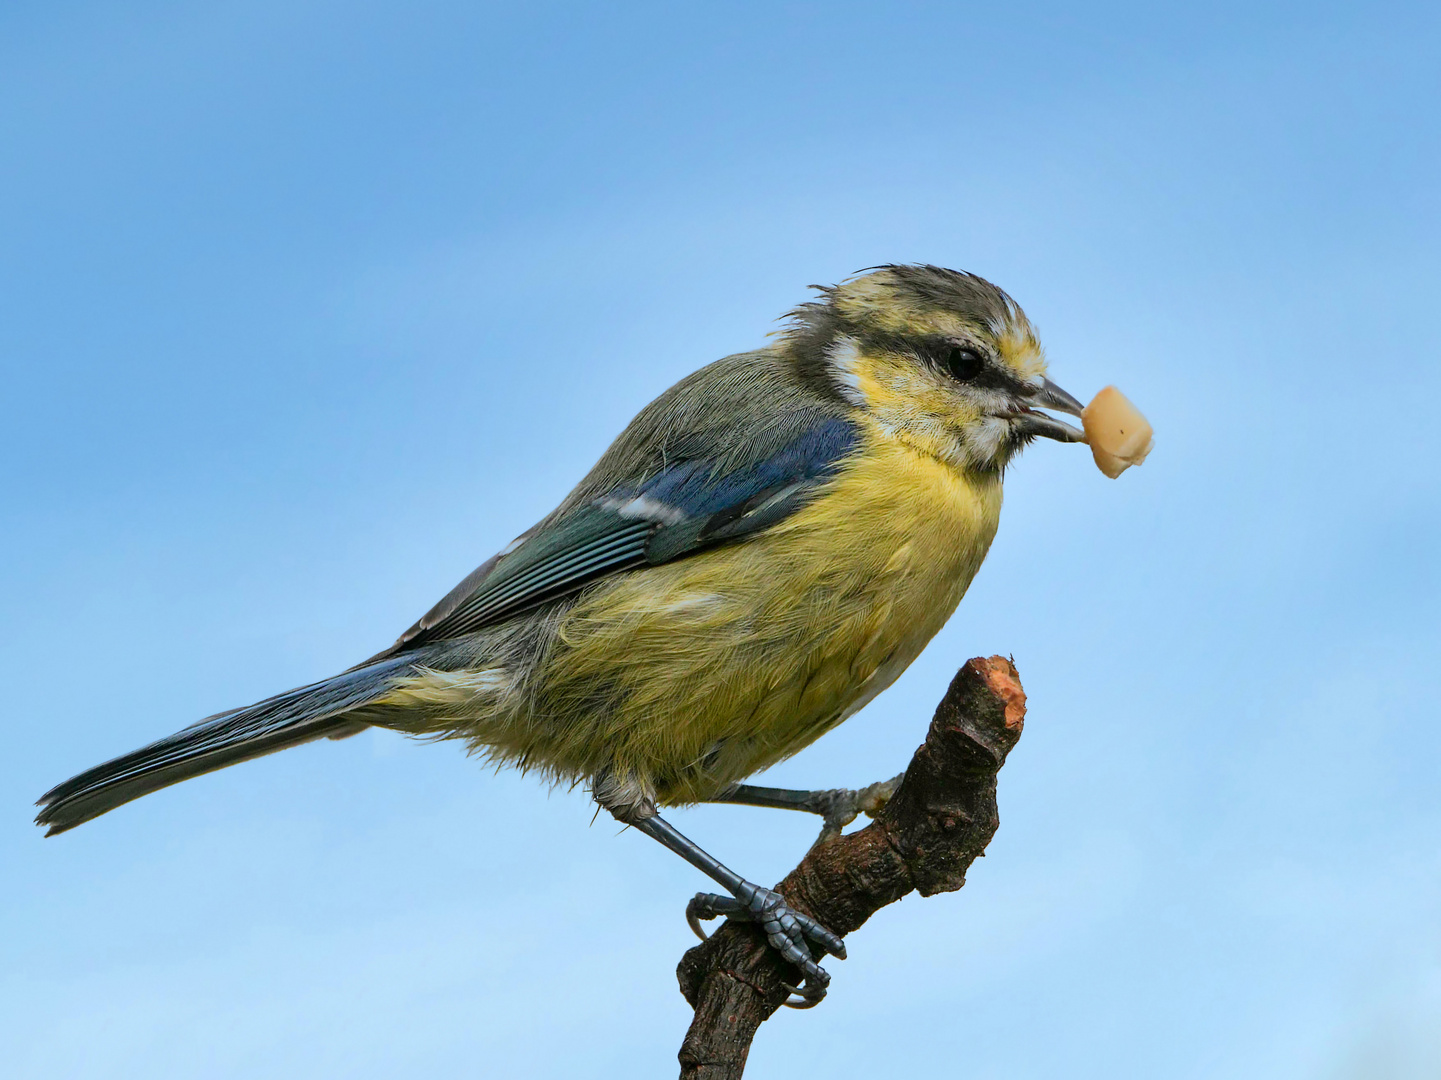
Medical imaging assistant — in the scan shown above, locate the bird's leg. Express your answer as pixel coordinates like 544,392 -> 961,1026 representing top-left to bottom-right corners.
710,773 -> 906,845
597,779 -> 845,1008
632,814 -> 845,1007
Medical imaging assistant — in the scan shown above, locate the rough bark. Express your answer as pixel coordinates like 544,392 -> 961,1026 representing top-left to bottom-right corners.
674,655 -> 1027,1079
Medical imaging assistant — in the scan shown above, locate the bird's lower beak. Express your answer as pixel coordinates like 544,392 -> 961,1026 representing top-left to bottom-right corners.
1012,378 -> 1086,442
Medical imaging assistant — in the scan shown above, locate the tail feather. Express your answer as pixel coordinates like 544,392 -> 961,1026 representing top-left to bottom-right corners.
35,657 -> 411,836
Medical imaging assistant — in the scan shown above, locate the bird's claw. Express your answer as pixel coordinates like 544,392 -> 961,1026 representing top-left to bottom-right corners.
779,978 -> 828,1008
807,773 -> 905,844
686,883 -> 845,1006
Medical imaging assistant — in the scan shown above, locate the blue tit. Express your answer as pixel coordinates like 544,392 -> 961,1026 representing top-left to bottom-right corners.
37,264 -> 1088,1004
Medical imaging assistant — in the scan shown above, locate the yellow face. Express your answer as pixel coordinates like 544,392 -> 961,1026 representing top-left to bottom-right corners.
798,265 -> 1085,473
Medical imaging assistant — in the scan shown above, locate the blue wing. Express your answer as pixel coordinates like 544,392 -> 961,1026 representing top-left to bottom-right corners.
388,416 -> 858,651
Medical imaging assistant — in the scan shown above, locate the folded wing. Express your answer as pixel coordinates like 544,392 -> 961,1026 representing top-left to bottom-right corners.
384,414 -> 859,654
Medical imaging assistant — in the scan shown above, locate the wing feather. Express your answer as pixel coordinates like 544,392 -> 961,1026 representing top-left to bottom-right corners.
384,414 -> 858,653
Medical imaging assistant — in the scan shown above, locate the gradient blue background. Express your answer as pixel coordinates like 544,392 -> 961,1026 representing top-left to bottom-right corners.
5,2 -> 1440,1076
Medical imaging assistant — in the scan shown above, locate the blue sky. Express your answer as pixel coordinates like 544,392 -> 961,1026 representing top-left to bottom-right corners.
4,1 -> 1440,1076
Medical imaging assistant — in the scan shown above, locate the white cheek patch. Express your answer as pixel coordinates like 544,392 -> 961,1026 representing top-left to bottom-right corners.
969,416 -> 1011,465
975,386 -> 1012,415
825,336 -> 866,406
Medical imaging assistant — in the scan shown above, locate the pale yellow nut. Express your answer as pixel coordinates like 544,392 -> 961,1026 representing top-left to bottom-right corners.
1081,386 -> 1153,479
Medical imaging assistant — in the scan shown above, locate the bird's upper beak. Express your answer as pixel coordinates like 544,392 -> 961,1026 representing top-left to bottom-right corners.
1012,378 -> 1086,442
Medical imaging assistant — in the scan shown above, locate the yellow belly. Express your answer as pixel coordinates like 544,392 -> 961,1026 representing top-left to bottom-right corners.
525,426 -> 1003,804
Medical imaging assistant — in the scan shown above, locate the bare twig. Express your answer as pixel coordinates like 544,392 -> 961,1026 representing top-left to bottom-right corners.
675,656 -> 1027,1079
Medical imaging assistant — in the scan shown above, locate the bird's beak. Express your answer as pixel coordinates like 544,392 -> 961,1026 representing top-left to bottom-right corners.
1013,378 -> 1086,442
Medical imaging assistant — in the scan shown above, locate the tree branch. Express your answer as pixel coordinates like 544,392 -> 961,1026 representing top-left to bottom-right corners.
674,655 -> 1027,1079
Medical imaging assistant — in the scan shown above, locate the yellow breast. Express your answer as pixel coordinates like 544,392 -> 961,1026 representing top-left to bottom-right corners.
523,421 -> 1003,804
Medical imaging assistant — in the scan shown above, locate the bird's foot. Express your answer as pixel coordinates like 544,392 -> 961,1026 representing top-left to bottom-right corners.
686,883 -> 845,1008
806,774 -> 904,843
710,773 -> 905,846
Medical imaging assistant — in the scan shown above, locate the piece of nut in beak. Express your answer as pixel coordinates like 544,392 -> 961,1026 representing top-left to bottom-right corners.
1081,386 -> 1153,478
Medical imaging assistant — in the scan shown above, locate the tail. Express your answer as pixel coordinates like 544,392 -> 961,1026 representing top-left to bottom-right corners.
35,656 -> 413,836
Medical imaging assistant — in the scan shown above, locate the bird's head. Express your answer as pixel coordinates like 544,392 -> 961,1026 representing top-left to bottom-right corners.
783,264 -> 1085,474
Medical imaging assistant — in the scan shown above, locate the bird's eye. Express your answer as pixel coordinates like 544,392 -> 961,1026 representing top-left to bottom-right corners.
943,346 -> 984,382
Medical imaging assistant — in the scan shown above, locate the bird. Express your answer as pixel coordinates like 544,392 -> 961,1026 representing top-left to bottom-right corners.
36,264 -> 1087,1005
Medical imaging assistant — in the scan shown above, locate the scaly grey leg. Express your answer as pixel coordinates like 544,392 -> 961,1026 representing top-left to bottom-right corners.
711,773 -> 905,844
625,811 -> 845,1008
